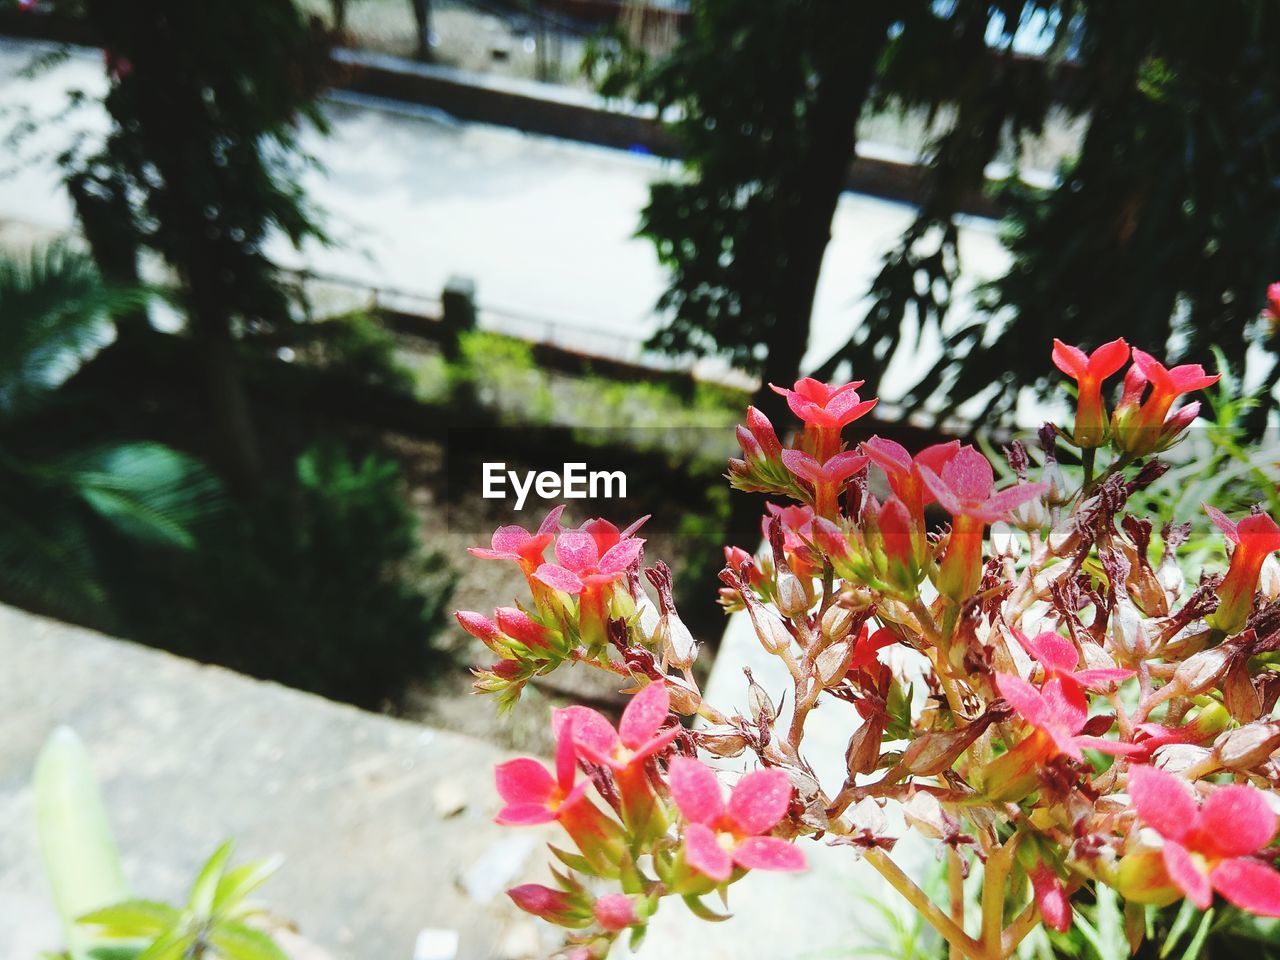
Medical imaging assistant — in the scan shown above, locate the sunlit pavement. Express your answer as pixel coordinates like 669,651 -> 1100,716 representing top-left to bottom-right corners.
0,36 -> 1012,399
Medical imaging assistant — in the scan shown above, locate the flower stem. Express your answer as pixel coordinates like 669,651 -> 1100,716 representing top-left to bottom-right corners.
863,848 -> 990,960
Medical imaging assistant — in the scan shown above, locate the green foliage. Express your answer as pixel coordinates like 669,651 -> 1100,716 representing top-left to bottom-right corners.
0,246 -> 223,618
298,311 -> 416,394
106,441 -> 456,708
34,727 -> 130,960
79,842 -> 288,960
600,1 -> 1280,429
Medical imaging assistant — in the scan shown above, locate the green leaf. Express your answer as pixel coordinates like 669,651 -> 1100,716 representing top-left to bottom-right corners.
207,921 -> 289,960
1160,900 -> 1199,958
681,894 -> 733,922
1179,909 -> 1213,960
78,901 -> 179,938
133,929 -> 189,960
213,856 -> 284,916
34,727 -> 130,960
188,842 -> 235,919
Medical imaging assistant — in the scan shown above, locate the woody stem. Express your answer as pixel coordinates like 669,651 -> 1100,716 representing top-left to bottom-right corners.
948,848 -> 966,960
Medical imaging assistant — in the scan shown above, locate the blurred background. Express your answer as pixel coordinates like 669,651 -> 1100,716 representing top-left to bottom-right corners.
1,2 -> 1279,959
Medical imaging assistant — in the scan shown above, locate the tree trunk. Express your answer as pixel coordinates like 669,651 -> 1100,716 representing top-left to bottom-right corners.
189,301 -> 263,496
332,0 -> 348,33
730,15 -> 892,544
67,172 -> 149,347
749,18 -> 891,429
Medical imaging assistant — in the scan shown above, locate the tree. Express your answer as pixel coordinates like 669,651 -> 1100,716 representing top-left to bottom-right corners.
62,0 -> 332,491
597,1 -> 1280,430
0,245 -> 221,620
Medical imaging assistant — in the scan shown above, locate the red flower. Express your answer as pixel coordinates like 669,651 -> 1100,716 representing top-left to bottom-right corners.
668,758 -> 806,883
861,437 -> 960,521
469,505 -> 565,575
495,715 -> 588,826
1051,338 -> 1129,448
1112,350 -> 1219,455
1028,860 -> 1071,933
917,446 -> 1046,600
1016,630 -> 1132,694
1206,506 -> 1280,634
763,503 -> 821,579
555,681 -> 679,773
1264,282 -> 1280,323
534,517 -> 647,595
780,449 -> 869,517
770,378 -> 877,431
995,673 -> 1140,762
1130,765 -> 1280,915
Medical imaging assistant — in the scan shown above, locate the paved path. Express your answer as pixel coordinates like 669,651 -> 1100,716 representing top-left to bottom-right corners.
0,36 -> 1010,392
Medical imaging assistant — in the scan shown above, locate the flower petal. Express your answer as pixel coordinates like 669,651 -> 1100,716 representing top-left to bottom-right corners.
1072,668 -> 1135,689
555,715 -> 577,792
598,537 -> 645,575
554,529 -> 600,573
494,758 -> 554,806
995,672 -> 1050,728
1129,765 -> 1197,842
1051,340 -> 1089,379
490,524 -> 534,555
1029,863 -> 1072,933
619,681 -> 670,749
726,768 -> 793,836
941,446 -> 994,504
1211,857 -> 1280,918
534,563 -> 584,594
780,449 -> 822,484
916,464 -> 963,517
683,822 -> 733,882
861,436 -> 912,476
668,757 -> 725,826
536,504 -> 566,536
1191,785 -> 1277,859
1162,839 -> 1212,909
821,450 -> 870,483
733,836 -> 807,873
1204,504 -> 1239,543
555,705 -> 620,765
495,802 -> 558,826
1024,632 -> 1079,675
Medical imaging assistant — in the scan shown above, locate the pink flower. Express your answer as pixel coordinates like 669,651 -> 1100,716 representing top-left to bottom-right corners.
1016,631 -> 1133,694
770,378 -> 877,431
763,503 -> 821,579
917,446 -> 1047,525
495,716 -> 588,826
1130,765 -> 1280,916
917,446 -> 1046,600
1051,338 -> 1130,448
1112,350 -> 1219,455
1206,507 -> 1280,634
780,449 -> 868,517
534,517 -> 647,595
1264,282 -> 1280,322
555,681 -> 679,773
593,893 -> 639,932
668,758 -> 806,883
469,505 -> 565,575
994,674 -> 1141,762
861,437 -> 960,520
1028,860 -> 1071,933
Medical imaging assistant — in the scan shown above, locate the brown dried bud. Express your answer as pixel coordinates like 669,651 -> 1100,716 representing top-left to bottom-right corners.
698,726 -> 749,758
900,725 -> 985,777
664,673 -> 702,715
1172,645 -> 1237,696
1152,744 -> 1215,776
1214,721 -> 1280,771
820,604 -> 855,643
845,715 -> 886,776
836,583 -> 875,611
815,639 -> 855,686
1223,661 -> 1263,723
745,668 -> 777,726
775,568 -> 810,617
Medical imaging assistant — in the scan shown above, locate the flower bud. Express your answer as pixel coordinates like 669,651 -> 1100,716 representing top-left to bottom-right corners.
746,668 -> 777,726
593,893 -> 640,932
775,568 -> 810,617
496,606 -> 553,650
455,610 -> 507,655
1172,646 -> 1235,696
815,639 -> 855,686
664,673 -> 702,715
746,405 -> 783,460
1214,721 -> 1280,771
508,884 -> 591,927
1113,849 -> 1180,907
820,604 -> 855,642
699,726 -> 749,758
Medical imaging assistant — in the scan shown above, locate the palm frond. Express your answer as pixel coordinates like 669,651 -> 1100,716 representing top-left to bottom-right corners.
0,244 -> 149,418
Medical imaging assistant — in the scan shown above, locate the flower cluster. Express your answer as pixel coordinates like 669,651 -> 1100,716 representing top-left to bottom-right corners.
459,336 -> 1280,959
